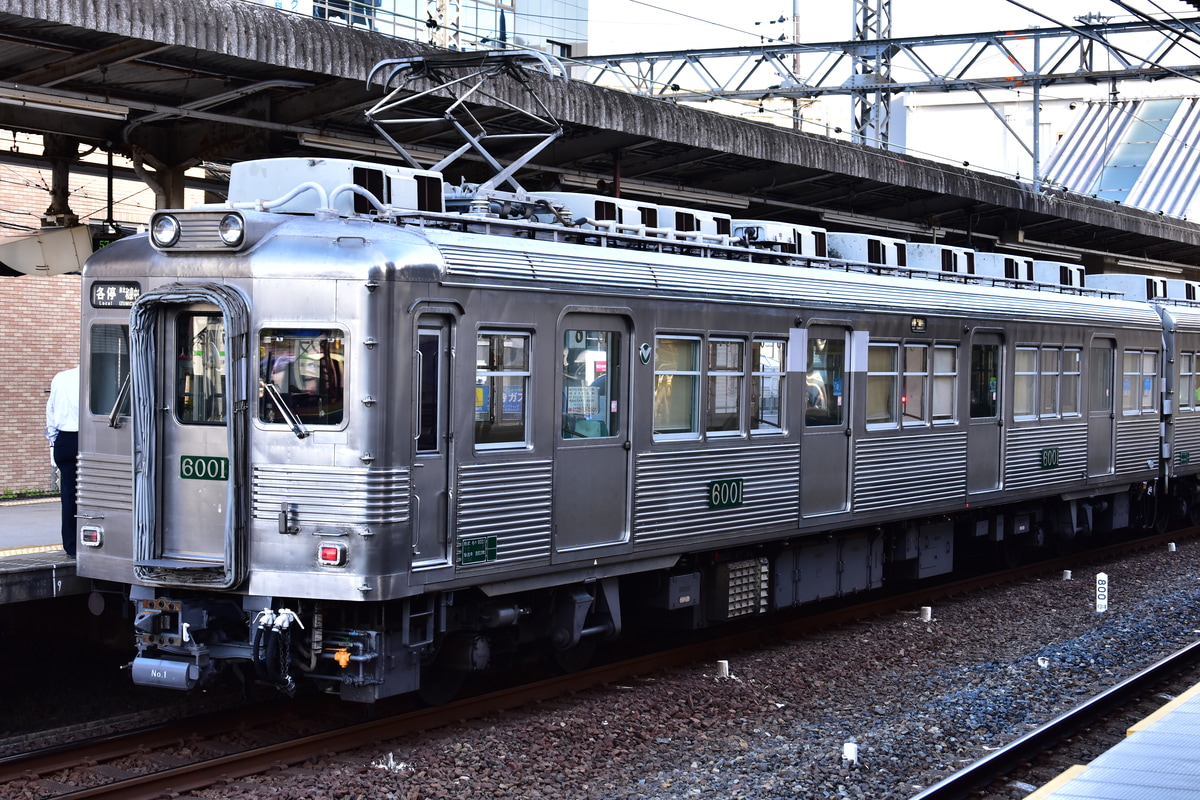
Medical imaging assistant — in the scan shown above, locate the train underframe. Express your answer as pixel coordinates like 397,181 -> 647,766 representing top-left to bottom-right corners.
125,480 -> 1174,703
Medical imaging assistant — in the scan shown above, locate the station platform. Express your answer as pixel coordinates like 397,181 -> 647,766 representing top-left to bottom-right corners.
1028,679 -> 1200,799
0,498 -> 89,604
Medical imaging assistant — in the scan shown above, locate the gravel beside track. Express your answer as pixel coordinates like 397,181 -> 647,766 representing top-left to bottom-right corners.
165,539 -> 1200,800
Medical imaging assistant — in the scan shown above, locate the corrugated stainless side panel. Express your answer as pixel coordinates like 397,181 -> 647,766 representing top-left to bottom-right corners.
456,460 -> 553,565
252,465 -> 409,526
1116,417 -> 1162,475
1004,423 -> 1087,491
78,452 -> 133,511
852,432 -> 966,512
521,250 -> 659,290
633,444 -> 800,544
1173,413 -> 1200,472
436,244 -> 537,280
431,233 -> 1159,328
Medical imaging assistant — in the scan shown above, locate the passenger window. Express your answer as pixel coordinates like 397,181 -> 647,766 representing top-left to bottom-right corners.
1039,348 -> 1061,418
258,328 -> 345,426
653,337 -> 700,437
902,345 -> 928,425
806,337 -> 845,427
89,324 -> 130,416
706,339 -> 744,434
751,340 -> 785,433
177,313 -> 227,425
1122,349 -> 1158,414
866,344 -> 898,426
932,345 -> 957,422
1181,353 -> 1197,410
475,332 -> 530,447
970,344 -> 1000,418
562,329 -> 620,439
1014,346 -> 1037,419
1062,349 -> 1081,416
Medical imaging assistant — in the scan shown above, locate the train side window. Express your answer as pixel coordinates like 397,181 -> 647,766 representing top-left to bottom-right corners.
89,324 -> 131,416
475,332 -> 531,448
970,344 -> 1000,418
1039,348 -> 1061,418
706,339 -> 744,435
1181,353 -> 1197,409
1122,349 -> 1158,414
562,329 -> 619,439
1062,349 -> 1081,416
177,313 -> 227,425
752,339 -> 785,433
1013,346 -> 1037,419
866,343 -> 898,427
258,329 -> 346,426
805,337 -> 844,428
902,345 -> 928,425
416,330 -> 442,452
653,336 -> 700,438
932,345 -> 957,423
1089,347 -> 1113,413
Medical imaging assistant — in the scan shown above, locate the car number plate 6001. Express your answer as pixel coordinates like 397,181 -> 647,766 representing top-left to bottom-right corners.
180,455 -> 229,481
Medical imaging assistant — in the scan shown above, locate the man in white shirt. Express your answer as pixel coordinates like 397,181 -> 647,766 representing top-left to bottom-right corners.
45,366 -> 80,557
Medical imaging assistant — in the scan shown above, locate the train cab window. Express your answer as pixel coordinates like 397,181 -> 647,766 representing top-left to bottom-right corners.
806,337 -> 844,428
475,332 -> 531,447
706,339 -> 744,435
866,344 -> 899,426
258,329 -> 345,426
1122,349 -> 1158,414
89,324 -> 131,417
653,337 -> 700,438
176,313 -> 227,425
562,329 -> 620,439
752,339 -> 785,433
932,346 -> 957,422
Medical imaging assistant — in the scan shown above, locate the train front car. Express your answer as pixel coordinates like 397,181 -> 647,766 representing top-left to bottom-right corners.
78,158 -> 447,701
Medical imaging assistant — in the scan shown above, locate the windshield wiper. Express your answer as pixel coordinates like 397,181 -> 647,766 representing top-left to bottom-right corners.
260,379 -> 311,439
108,373 -> 131,429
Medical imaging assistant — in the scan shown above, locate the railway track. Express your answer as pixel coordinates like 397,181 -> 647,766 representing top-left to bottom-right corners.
2,528 -> 1191,800
911,639 -> 1200,800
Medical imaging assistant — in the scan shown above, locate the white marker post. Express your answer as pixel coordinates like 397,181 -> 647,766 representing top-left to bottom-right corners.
1096,572 -> 1109,613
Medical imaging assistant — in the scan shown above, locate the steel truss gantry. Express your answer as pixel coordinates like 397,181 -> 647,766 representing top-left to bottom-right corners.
573,15 -> 1200,148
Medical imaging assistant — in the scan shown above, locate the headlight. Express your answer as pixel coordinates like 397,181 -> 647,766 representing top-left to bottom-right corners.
218,213 -> 245,247
151,214 -> 181,247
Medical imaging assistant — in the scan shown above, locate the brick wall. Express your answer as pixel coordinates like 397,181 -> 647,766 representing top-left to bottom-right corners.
0,274 -> 81,493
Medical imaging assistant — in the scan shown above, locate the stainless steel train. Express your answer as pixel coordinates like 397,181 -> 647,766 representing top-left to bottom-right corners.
75,154 -> 1200,702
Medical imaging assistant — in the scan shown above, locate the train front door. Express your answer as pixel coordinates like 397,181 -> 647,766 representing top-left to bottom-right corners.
412,317 -> 454,569
553,314 -> 631,553
158,307 -> 230,564
1088,339 -> 1116,476
968,333 -> 1003,493
801,326 -> 850,516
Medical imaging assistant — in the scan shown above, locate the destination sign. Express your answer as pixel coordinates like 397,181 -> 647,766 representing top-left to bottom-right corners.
91,281 -> 142,308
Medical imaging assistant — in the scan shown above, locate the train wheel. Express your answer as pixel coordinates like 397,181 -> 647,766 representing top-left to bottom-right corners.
550,638 -> 597,674
1000,533 -> 1024,568
417,662 -> 465,706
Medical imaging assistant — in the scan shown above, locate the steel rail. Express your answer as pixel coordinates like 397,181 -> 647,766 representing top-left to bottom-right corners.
909,637 -> 1200,800
5,527 -> 1191,799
